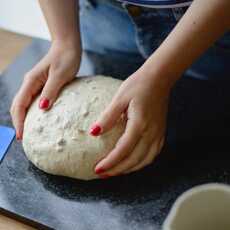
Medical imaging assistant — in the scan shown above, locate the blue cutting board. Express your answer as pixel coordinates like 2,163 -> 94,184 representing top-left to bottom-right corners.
0,126 -> 15,163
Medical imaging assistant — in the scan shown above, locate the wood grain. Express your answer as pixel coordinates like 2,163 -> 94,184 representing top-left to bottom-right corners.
0,29 -> 32,73
0,28 -> 36,229
0,214 -> 36,230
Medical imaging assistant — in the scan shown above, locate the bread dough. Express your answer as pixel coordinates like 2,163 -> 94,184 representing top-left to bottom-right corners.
23,76 -> 125,180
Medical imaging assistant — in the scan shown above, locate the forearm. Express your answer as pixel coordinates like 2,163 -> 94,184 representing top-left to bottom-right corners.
140,0 -> 230,89
39,0 -> 81,47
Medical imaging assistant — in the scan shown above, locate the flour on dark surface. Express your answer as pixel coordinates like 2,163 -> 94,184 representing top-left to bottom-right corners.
1,39 -> 230,230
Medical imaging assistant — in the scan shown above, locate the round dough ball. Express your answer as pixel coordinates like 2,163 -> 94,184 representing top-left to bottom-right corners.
23,76 -> 125,180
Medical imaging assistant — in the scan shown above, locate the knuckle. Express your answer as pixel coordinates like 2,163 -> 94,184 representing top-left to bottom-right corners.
51,59 -> 62,71
115,149 -> 128,161
50,68 -> 62,78
141,132 -> 153,145
132,156 -> 142,165
50,73 -> 67,87
23,71 -> 33,82
17,103 -> 25,109
14,99 -> 26,110
115,137 -> 124,148
135,117 -> 147,133
113,92 -> 127,108
147,154 -> 156,165
42,86 -> 54,98
110,169 -> 121,176
134,117 -> 142,129
110,100 -> 123,114
101,109 -> 111,120
113,96 -> 122,107
132,166 -> 141,172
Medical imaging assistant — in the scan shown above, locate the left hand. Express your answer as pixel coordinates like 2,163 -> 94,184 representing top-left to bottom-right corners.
89,70 -> 171,178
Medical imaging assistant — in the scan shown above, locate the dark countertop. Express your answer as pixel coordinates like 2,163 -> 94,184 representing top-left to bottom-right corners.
1,39 -> 230,230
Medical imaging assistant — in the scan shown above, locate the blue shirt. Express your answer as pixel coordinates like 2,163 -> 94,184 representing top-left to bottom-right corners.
119,0 -> 192,8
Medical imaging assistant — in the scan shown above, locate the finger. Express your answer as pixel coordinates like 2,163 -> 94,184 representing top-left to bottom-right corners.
11,102 -> 27,140
11,91 -> 38,140
20,54 -> 50,96
10,68 -> 47,139
89,94 -> 127,136
125,143 -> 158,174
95,114 -> 143,174
39,69 -> 71,110
103,133 -> 152,176
125,137 -> 164,174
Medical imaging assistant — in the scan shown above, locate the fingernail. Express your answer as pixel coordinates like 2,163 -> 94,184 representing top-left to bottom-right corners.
99,174 -> 110,179
90,124 -> 101,136
16,131 -> 22,141
39,98 -> 49,110
95,167 -> 105,174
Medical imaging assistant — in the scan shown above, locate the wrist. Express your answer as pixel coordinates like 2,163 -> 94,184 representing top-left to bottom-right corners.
52,37 -> 82,54
137,54 -> 183,92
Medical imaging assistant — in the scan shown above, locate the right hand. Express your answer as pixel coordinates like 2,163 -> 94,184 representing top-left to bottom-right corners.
10,40 -> 81,140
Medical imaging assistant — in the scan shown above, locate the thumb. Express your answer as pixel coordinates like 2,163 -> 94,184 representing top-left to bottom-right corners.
39,72 -> 69,110
89,97 -> 127,136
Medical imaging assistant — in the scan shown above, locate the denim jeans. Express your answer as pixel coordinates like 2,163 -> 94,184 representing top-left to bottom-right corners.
79,0 -> 230,80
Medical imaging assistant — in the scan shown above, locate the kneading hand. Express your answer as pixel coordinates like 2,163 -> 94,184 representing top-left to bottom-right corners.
10,40 -> 81,140
90,70 -> 170,178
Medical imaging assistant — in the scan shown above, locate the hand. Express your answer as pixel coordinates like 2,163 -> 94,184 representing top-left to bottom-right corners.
90,70 -> 170,178
10,40 -> 81,140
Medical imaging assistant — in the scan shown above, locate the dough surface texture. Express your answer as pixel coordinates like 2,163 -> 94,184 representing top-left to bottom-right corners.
23,76 -> 125,180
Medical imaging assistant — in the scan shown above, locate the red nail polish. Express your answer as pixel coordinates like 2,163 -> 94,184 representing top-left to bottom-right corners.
90,124 -> 101,136
16,131 -> 22,141
39,98 -> 49,110
100,174 -> 110,179
95,167 -> 105,174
